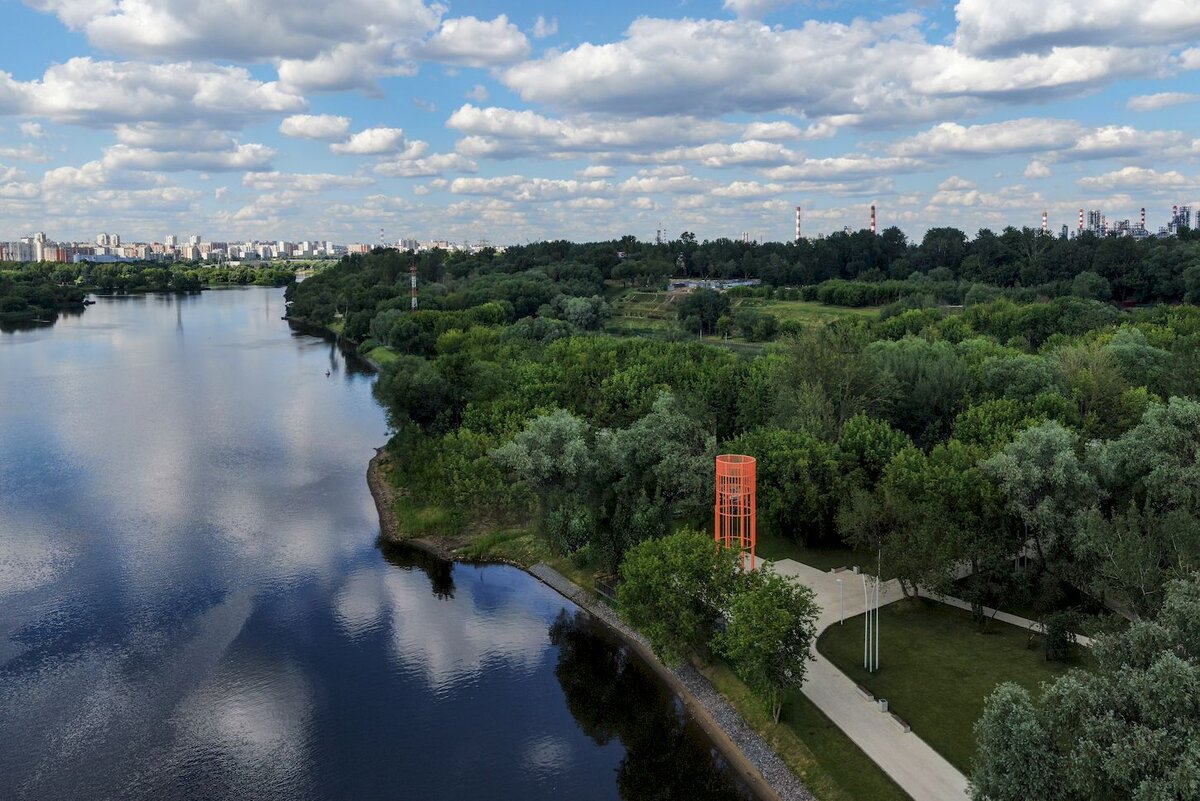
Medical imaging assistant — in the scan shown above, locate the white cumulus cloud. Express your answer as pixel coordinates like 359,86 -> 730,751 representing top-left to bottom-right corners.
419,15 -> 531,67
954,0 -> 1200,56
1078,167 -> 1193,191
532,15 -> 557,38
1127,92 -> 1200,112
1025,160 -> 1052,179
331,128 -> 409,156
0,58 -> 305,127
279,114 -> 352,140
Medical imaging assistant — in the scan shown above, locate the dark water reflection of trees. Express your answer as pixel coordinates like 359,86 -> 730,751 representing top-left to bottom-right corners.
549,609 -> 752,801
378,540 -> 456,599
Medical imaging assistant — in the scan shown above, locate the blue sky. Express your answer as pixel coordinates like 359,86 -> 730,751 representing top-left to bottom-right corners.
0,0 -> 1198,244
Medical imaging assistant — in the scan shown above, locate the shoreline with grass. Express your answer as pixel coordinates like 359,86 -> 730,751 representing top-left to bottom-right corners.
366,445 -> 914,801
367,446 -> 798,800
366,447 -> 805,800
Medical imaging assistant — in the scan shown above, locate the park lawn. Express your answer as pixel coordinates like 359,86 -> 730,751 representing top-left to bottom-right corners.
607,289 -> 881,333
817,599 -> 1083,775
700,660 -> 911,801
361,343 -> 400,367
734,297 -> 881,325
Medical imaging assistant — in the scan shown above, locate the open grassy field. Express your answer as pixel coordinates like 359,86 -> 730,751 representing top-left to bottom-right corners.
360,343 -> 400,367
700,660 -> 911,801
734,297 -> 881,324
817,599 -> 1085,774
605,289 -> 881,356
608,289 -> 880,332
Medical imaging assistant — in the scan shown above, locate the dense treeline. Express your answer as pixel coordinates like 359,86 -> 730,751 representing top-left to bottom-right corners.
2,260 -> 294,297
0,260 -> 295,325
0,264 -> 87,323
292,246 -> 1200,788
295,249 -> 1200,611
290,226 -> 1200,329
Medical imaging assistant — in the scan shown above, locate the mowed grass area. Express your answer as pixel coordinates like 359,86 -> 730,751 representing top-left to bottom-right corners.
700,660 -> 911,801
818,599 -> 1084,774
360,343 -> 400,367
607,289 -> 881,338
735,297 -> 881,324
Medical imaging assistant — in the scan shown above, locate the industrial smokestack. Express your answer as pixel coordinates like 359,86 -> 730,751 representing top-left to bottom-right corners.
410,262 -> 418,311
1041,211 -> 1048,233
1079,209 -> 1084,232
1141,207 -> 1146,230
870,204 -> 877,235
795,206 -> 802,242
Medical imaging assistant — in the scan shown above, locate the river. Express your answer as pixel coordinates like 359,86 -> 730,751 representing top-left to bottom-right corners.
0,287 -> 750,801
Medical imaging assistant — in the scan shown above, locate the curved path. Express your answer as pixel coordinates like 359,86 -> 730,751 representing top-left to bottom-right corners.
768,559 -> 971,801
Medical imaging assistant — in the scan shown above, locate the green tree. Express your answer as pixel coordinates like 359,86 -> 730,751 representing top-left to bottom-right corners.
866,336 -> 972,442
715,569 -> 819,723
1070,270 -> 1111,300
374,355 -> 452,432
1098,396 -> 1200,515
980,354 -> 1063,404
838,413 -> 912,484
675,288 -> 730,335
773,322 -> 896,438
971,575 -> 1200,801
1077,505 -> 1200,618
970,684 -> 1061,801
864,441 -> 1013,606
594,392 -> 716,569
982,421 -> 1099,570
616,528 -> 740,665
1103,327 -> 1170,391
728,426 -> 843,544
951,399 -> 1042,454
491,409 -> 597,551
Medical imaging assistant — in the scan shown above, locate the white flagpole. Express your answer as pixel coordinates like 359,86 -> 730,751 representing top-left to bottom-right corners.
863,575 -> 870,670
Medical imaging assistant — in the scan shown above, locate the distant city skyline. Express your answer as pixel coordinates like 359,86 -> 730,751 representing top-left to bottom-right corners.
3,198 -> 1195,264
0,1 -> 1198,243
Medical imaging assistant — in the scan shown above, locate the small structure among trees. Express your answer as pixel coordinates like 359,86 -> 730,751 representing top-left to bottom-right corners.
715,454 -> 757,571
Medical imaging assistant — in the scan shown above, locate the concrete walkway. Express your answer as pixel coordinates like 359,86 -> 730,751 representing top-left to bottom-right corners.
770,558 -> 971,801
916,589 -> 1095,647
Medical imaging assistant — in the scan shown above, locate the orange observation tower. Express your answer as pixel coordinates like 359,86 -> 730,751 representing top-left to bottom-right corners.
715,454 -> 757,571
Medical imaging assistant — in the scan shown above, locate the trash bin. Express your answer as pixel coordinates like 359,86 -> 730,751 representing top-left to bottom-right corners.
878,699 -> 889,713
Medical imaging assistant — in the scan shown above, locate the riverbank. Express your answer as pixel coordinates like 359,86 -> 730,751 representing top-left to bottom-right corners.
366,448 -> 811,801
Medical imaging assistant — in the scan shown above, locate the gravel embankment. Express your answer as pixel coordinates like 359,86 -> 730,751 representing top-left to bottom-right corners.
529,563 -> 814,801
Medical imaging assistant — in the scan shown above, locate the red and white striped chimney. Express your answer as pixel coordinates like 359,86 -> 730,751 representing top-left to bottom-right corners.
870,204 -> 877,235
795,206 -> 802,242
1041,211 -> 1048,233
1141,207 -> 1146,230
1079,209 -> 1084,232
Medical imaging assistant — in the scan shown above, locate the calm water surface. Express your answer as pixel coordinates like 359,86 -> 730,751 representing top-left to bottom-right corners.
0,288 -> 748,801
